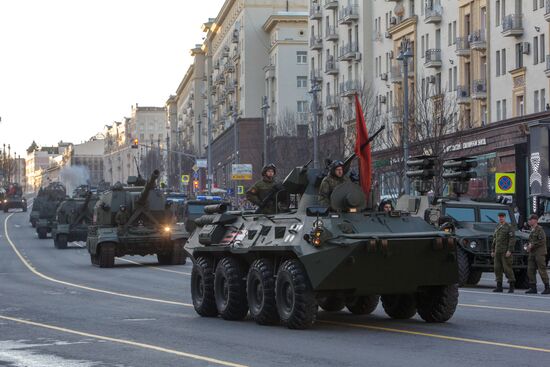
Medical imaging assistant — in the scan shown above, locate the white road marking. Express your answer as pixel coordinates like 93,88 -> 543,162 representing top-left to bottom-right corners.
117,258 -> 191,276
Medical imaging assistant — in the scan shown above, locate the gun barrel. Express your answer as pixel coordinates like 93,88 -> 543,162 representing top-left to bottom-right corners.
343,125 -> 386,171
137,170 -> 160,205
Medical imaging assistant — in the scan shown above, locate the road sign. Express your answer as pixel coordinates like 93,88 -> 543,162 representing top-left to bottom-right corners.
231,164 -> 253,180
193,171 -> 199,179
496,173 -> 516,194
237,185 -> 244,195
196,159 -> 208,168
181,175 -> 190,185
192,165 -> 199,172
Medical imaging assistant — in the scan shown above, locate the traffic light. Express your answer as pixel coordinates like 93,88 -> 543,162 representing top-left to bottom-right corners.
406,156 -> 436,194
131,138 -> 139,148
442,158 -> 477,196
193,180 -> 199,190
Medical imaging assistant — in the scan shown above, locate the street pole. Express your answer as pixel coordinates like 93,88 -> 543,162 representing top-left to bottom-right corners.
206,38 -> 213,195
309,79 -> 321,169
398,38 -> 413,195
233,109 -> 239,200
261,96 -> 269,166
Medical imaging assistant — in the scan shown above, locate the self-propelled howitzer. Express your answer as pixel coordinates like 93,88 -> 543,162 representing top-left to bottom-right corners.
185,156 -> 459,329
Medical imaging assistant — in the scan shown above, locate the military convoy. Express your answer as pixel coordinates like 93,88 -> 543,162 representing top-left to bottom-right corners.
398,156 -> 531,288
33,182 -> 67,239
185,160 -> 459,329
52,191 -> 98,249
87,170 -> 188,268
2,183 -> 27,213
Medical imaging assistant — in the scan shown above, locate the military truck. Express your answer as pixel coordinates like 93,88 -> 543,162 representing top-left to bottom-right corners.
52,191 -> 98,249
87,170 -> 188,268
0,188 -> 6,211
3,183 -> 27,213
185,158 -> 459,330
397,156 -> 531,288
34,182 -> 67,239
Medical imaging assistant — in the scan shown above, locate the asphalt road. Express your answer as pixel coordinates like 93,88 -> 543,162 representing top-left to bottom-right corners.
1,207 -> 550,367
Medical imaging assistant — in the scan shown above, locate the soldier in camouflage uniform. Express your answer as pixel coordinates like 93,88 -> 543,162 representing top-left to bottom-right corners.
525,214 -> 550,294
491,212 -> 516,293
246,164 -> 281,214
318,160 -> 350,207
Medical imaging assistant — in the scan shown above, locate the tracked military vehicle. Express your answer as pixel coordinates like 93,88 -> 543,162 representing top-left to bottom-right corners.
52,191 -> 98,249
87,170 -> 188,268
397,156 -> 530,287
186,157 -> 459,329
34,182 -> 67,238
3,183 -> 27,213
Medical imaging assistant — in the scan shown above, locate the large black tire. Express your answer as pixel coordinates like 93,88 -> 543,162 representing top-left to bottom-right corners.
98,243 -> 115,268
514,270 -> 530,289
346,295 -> 380,315
416,284 -> 459,323
31,220 -> 37,228
467,270 -> 483,285
247,258 -> 279,325
37,227 -> 48,239
55,234 -> 68,249
457,248 -> 471,286
214,257 -> 248,320
191,256 -> 217,317
318,296 -> 346,312
381,294 -> 417,319
275,259 -> 317,329
90,253 -> 99,266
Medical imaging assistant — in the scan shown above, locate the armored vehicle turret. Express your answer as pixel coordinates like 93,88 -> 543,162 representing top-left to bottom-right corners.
3,183 -> 27,213
86,170 -> 188,268
185,161 -> 459,329
52,190 -> 98,249
34,182 -> 67,238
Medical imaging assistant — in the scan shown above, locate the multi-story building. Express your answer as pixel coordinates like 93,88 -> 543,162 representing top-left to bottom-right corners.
25,143 -> 63,191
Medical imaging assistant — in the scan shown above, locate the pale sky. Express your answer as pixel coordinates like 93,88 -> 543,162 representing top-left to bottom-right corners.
0,0 -> 225,156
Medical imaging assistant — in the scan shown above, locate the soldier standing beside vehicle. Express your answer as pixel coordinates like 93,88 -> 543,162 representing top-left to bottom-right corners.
115,205 -> 130,233
525,214 -> 550,294
246,164 -> 281,214
318,160 -> 350,207
491,212 -> 516,293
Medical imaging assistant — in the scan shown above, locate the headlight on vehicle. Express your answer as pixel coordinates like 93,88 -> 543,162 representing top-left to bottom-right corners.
469,241 -> 478,249
163,226 -> 171,233
523,244 -> 529,251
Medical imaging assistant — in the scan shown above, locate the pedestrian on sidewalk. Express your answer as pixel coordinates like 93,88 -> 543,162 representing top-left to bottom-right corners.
491,212 -> 516,293
525,214 -> 550,294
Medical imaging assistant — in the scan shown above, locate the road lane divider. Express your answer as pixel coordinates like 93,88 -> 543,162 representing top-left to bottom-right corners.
459,303 -> 550,314
3,214 -> 192,307
0,314 -> 248,367
461,289 -> 550,301
117,257 -> 192,276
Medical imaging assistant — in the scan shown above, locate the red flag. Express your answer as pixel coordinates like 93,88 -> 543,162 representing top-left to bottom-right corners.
354,94 -> 372,197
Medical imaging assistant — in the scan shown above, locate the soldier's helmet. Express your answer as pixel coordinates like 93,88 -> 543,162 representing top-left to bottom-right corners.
119,204 -> 126,211
329,160 -> 345,176
262,163 -> 277,176
112,182 -> 124,190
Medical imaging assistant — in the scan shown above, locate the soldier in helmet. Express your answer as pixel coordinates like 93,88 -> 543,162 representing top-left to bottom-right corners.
115,204 -> 130,233
318,160 -> 350,207
246,164 -> 282,214
491,212 -> 516,293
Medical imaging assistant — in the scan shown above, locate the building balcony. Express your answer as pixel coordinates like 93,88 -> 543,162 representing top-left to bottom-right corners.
324,0 -> 338,10
310,35 -> 323,50
215,74 -> 225,85
546,0 -> 550,22
456,85 -> 471,104
310,4 -> 322,20
502,14 -> 523,37
340,80 -> 360,97
545,55 -> 550,77
455,37 -> 470,57
390,106 -> 402,124
325,25 -> 339,42
390,65 -> 402,84
223,62 -> 235,74
325,59 -> 339,75
338,4 -> 359,24
471,79 -> 487,100
338,42 -> 360,61
424,6 -> 442,24
326,94 -> 340,109
424,49 -> 442,68
310,69 -> 323,83
470,30 -> 486,50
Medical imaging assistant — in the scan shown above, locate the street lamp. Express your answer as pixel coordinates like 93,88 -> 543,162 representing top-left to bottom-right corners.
396,38 -> 413,195
261,96 -> 270,166
309,77 -> 322,169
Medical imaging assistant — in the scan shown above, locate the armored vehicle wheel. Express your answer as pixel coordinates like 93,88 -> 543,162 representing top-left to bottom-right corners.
98,243 -> 115,268
90,253 -> 99,266
467,270 -> 482,285
381,294 -> 417,319
346,295 -> 380,315
514,270 -> 530,289
457,248 -> 471,286
214,257 -> 248,321
247,259 -> 279,325
318,296 -> 346,312
55,234 -> 68,249
275,259 -> 317,329
416,284 -> 459,323
37,227 -> 48,239
191,256 -> 218,317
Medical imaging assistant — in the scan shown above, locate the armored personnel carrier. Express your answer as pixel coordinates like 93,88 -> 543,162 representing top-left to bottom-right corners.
185,161 -> 459,329
87,170 -> 188,268
34,182 -> 67,239
397,156 -> 530,287
3,183 -> 27,213
52,191 -> 98,249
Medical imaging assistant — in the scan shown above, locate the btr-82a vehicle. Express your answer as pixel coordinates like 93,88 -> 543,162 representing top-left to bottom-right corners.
52,190 -> 98,249
87,170 -> 188,268
34,182 -> 67,238
185,159 -> 459,329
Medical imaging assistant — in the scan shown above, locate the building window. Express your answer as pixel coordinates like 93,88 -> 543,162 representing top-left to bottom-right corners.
297,51 -> 307,64
497,100 -> 502,121
534,36 -> 539,65
541,89 -> 547,111
540,34 -> 546,64
502,99 -> 507,119
496,50 -> 501,76
535,90 -> 540,112
453,66 -> 458,91
502,49 -> 507,74
297,100 -> 308,113
297,76 -> 307,88
517,95 -> 524,116
448,23 -> 452,46
496,0 -> 501,26
452,21 -> 457,44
